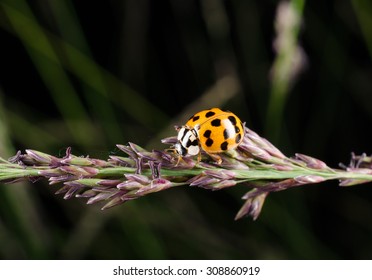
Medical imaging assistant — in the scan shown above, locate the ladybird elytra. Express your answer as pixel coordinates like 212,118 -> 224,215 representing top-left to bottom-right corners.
174,108 -> 244,164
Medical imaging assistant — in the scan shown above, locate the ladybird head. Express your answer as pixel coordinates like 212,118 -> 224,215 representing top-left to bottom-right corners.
175,126 -> 200,157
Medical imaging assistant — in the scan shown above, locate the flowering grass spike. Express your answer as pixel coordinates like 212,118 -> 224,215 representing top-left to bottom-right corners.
1,127 -> 372,220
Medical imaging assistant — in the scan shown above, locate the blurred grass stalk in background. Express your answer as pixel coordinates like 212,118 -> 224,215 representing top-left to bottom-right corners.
266,0 -> 306,143
352,0 -> 372,59
0,0 -> 169,143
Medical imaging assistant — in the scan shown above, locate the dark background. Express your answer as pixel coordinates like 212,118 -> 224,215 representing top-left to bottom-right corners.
0,0 -> 371,259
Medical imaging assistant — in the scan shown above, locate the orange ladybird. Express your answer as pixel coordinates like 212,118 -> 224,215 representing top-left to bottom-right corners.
174,108 -> 244,163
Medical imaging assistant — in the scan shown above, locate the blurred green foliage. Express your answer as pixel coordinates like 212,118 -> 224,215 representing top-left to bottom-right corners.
0,0 -> 371,259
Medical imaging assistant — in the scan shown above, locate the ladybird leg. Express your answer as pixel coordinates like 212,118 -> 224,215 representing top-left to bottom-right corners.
197,150 -> 202,163
206,153 -> 223,164
195,141 -> 203,163
164,148 -> 182,166
165,148 -> 176,153
175,155 -> 183,166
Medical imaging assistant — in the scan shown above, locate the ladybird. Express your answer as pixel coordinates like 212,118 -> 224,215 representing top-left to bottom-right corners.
174,108 -> 244,164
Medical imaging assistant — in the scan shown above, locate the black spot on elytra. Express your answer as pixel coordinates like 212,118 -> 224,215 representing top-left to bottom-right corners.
234,125 -> 240,133
211,119 -> 221,127
203,130 -> 211,138
220,141 -> 228,151
223,129 -> 230,140
205,138 -> 214,147
235,133 -> 242,144
192,115 -> 200,122
205,111 -> 216,118
228,116 -> 237,125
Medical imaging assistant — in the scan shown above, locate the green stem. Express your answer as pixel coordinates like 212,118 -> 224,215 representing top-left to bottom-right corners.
266,0 -> 306,143
2,161 -> 372,185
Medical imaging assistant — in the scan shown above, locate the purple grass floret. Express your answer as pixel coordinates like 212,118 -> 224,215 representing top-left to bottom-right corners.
1,125 -> 372,220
